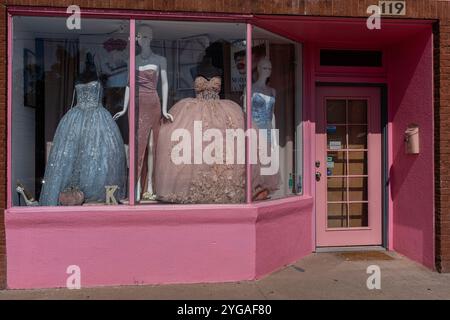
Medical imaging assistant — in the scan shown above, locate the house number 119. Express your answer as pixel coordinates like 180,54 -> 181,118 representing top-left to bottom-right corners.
379,1 -> 406,16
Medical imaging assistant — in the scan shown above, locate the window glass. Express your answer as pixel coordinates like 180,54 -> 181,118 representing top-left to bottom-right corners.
320,50 -> 383,67
133,21 -> 247,204
251,27 -> 303,201
12,16 -> 130,206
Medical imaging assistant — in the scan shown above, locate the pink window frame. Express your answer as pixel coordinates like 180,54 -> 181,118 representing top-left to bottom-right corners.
6,6 -> 307,210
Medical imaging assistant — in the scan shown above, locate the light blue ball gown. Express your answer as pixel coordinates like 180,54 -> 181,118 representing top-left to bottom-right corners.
39,80 -> 127,206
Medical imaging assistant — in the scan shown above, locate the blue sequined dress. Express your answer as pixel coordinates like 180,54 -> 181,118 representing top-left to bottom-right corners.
251,91 -> 280,192
39,80 -> 127,206
252,92 -> 276,141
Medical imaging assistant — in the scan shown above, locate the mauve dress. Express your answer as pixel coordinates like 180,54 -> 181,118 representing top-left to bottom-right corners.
136,68 -> 162,188
39,81 -> 127,206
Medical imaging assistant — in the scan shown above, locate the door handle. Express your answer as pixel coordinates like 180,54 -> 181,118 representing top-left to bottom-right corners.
315,172 -> 322,181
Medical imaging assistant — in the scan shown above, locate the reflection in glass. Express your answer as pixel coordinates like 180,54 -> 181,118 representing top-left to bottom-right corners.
348,100 -> 367,124
327,177 -> 347,202
328,203 -> 348,228
349,203 -> 369,227
327,99 -> 346,124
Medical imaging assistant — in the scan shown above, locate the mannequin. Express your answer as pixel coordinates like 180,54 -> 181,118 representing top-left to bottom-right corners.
115,24 -> 172,202
251,57 -> 280,199
252,58 -> 277,142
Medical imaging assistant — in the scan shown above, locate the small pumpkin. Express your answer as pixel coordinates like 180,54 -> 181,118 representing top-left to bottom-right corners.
59,187 -> 85,206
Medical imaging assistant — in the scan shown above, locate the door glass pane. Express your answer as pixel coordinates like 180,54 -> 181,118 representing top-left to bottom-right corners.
327,126 -> 346,150
328,203 -> 348,228
327,177 -> 347,202
348,100 -> 367,124
348,151 -> 367,175
326,96 -> 371,229
348,177 -> 368,202
348,125 -> 367,149
326,99 -> 346,124
349,203 -> 369,227
327,151 -> 346,176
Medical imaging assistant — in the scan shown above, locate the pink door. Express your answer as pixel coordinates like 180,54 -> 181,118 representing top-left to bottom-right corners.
316,87 -> 382,247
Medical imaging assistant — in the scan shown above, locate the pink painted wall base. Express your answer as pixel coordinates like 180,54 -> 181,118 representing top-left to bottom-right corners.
5,197 -> 313,289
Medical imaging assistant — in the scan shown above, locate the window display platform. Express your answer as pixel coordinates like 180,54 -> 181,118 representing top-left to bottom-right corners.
5,196 -> 312,289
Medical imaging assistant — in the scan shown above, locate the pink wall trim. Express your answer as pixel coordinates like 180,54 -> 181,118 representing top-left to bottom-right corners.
388,121 -> 394,251
6,13 -> 13,209
128,19 -> 136,205
302,43 -> 316,251
5,196 -> 313,289
246,23 -> 253,203
388,28 -> 435,269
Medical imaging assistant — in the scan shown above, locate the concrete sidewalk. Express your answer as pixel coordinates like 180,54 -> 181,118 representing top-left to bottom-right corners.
1,252 -> 449,300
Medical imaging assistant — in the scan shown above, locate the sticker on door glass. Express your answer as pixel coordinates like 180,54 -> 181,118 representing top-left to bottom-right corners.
327,156 -> 335,169
329,141 -> 342,150
327,125 -> 337,134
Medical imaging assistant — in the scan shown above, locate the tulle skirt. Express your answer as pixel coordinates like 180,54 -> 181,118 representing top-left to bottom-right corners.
155,97 -> 279,204
40,104 -> 127,206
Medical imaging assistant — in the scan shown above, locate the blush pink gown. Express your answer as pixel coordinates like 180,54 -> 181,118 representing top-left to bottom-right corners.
155,76 -> 278,204
155,76 -> 245,203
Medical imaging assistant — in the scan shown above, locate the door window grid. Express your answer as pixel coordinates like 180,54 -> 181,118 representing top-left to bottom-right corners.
326,99 -> 369,228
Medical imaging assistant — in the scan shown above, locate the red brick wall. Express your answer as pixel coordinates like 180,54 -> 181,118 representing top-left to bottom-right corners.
436,9 -> 450,273
0,0 -> 449,288
0,3 -> 6,289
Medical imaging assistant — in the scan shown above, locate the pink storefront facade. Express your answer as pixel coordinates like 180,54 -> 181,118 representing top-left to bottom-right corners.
1,4 -> 437,289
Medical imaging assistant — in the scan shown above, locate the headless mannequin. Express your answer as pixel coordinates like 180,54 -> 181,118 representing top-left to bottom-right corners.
115,25 -> 173,201
252,58 -> 277,148
250,58 -> 278,201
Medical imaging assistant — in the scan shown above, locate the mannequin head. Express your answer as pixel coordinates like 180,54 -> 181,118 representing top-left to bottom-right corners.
136,25 -> 153,49
257,57 -> 272,81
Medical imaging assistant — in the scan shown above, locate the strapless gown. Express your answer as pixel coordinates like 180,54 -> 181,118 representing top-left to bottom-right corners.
155,76 -> 247,204
136,68 -> 162,191
39,81 -> 127,206
252,92 -> 281,192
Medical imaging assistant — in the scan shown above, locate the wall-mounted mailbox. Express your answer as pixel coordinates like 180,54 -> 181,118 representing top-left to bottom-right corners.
405,124 -> 420,154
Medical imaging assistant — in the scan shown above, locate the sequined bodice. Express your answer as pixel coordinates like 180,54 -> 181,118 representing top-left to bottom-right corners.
137,68 -> 159,91
195,76 -> 221,100
252,92 -> 275,127
75,81 -> 102,109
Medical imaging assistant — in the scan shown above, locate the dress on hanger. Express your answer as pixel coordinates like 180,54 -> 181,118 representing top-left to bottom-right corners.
40,80 -> 127,206
154,75 -> 247,204
136,68 -> 161,190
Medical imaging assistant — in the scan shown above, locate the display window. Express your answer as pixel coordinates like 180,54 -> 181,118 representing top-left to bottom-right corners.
11,16 -> 130,207
132,21 -> 248,204
251,27 -> 303,201
10,15 -> 303,207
